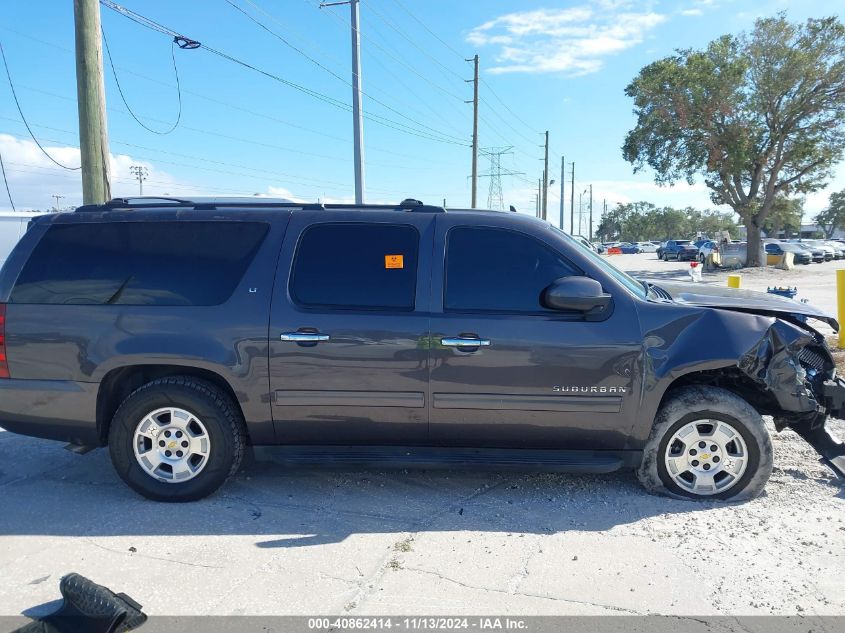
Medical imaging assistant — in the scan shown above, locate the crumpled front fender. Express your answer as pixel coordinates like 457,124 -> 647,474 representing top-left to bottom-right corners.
737,319 -> 820,416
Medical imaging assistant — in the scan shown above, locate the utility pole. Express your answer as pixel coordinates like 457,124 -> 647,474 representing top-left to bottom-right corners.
52,194 -> 64,210
130,165 -> 147,196
569,162 -> 575,235
466,54 -> 479,208
578,192 -> 583,236
537,177 -> 542,218
559,155 -> 565,230
322,0 -> 365,203
541,131 -> 549,221
589,184 -> 593,242
74,0 -> 111,204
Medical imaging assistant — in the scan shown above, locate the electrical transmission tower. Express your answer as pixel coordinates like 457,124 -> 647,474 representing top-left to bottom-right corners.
477,147 -> 523,210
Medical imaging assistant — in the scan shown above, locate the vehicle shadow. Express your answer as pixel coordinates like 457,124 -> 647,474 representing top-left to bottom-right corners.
0,432 -> 725,549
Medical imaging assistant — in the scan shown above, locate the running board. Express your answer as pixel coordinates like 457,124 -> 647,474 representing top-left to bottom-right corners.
252,446 -> 639,474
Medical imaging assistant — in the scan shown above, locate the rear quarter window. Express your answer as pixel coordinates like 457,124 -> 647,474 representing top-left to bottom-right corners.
10,221 -> 268,306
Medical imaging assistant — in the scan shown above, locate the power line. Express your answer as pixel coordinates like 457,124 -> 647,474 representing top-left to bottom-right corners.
386,0 -> 466,59
100,0 -> 467,146
238,0 -> 468,140
307,0 -> 466,103
0,144 -> 15,210
102,27 -> 185,135
223,0 -> 466,146
363,0 -> 465,83
3,23 -> 470,156
0,41 -> 80,170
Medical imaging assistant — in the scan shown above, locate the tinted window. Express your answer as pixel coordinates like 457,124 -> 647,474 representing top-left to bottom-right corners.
291,223 -> 418,310
11,221 -> 267,306
445,226 -> 579,313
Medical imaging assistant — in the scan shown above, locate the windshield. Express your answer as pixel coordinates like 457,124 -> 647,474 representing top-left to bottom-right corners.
551,226 -> 647,298
676,240 -> 692,245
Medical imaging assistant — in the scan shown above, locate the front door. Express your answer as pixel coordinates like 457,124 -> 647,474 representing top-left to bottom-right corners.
428,216 -> 642,449
269,211 -> 434,445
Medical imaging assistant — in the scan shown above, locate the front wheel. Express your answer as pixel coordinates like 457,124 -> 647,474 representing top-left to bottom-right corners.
637,386 -> 772,501
662,253 -> 668,261
108,376 -> 247,502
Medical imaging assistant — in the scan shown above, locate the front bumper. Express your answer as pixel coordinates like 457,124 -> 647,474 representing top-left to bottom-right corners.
791,377 -> 845,478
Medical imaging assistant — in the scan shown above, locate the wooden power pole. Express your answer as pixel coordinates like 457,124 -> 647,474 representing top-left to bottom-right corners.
466,54 -> 479,208
74,0 -> 111,204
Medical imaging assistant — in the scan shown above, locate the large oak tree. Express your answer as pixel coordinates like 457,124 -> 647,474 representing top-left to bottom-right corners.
623,15 -> 845,266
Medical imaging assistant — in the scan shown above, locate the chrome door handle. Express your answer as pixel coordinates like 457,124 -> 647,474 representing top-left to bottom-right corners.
280,332 -> 330,342
441,337 -> 491,347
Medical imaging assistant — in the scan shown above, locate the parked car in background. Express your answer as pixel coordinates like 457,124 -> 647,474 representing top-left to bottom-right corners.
661,240 -> 699,261
765,242 -> 812,265
788,240 -> 831,262
823,241 -> 845,259
571,234 -> 600,253
636,241 -> 658,253
618,242 -> 641,254
697,240 -> 720,263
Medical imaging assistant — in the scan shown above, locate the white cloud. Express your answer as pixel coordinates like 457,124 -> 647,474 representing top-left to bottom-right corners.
680,8 -> 704,16
0,134 -> 317,210
466,2 -> 667,76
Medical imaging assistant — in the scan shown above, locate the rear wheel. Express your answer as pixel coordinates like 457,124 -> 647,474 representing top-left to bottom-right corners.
108,376 -> 247,502
637,386 -> 772,501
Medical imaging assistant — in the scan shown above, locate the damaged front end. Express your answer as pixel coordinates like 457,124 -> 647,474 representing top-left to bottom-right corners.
738,319 -> 845,478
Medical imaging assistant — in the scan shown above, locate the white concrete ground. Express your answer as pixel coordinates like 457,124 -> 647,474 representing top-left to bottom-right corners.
0,255 -> 843,619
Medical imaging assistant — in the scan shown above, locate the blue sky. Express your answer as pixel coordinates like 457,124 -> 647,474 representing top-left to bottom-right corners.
0,0 -> 842,233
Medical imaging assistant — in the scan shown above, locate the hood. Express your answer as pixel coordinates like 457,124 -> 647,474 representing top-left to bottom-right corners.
653,281 -> 839,332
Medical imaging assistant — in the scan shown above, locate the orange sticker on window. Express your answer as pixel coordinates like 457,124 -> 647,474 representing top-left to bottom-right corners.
384,254 -> 404,269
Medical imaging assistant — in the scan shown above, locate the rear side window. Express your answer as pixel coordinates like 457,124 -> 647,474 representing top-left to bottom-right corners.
445,226 -> 579,313
10,221 -> 268,306
291,223 -> 418,310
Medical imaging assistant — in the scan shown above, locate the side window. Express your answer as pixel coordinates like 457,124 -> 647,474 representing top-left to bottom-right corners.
10,221 -> 268,306
291,223 -> 419,310
444,226 -> 579,313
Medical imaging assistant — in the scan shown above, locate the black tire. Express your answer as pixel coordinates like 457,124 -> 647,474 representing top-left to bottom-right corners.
108,376 -> 247,502
662,253 -> 668,261
637,385 -> 772,501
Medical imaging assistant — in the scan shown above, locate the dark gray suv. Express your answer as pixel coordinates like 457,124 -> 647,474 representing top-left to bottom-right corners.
0,197 -> 843,502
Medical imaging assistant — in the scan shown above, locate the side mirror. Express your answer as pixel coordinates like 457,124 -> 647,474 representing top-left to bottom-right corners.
542,277 -> 612,319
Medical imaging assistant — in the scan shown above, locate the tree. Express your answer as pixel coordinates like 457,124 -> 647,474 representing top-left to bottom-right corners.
762,196 -> 804,238
623,15 -> 845,266
816,189 -> 845,238
595,201 -> 738,242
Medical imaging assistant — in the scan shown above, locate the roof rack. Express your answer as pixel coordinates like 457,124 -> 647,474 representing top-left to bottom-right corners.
75,197 -> 446,213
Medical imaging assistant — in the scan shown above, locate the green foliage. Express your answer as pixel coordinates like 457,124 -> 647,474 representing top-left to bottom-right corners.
596,201 -> 738,242
623,14 -> 845,265
815,190 -> 845,238
762,196 -> 804,238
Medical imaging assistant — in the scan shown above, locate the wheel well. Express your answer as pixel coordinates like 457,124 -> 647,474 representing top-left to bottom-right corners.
658,368 -> 780,416
96,365 -> 244,445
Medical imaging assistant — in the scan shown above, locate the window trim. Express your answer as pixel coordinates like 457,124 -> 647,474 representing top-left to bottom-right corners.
289,221 -> 421,312
443,225 -> 585,316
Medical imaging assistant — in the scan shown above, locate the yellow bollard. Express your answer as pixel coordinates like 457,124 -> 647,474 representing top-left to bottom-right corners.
838,270 -> 845,349
727,274 -> 741,289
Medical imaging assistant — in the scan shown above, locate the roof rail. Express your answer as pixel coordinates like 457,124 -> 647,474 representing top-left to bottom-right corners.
74,197 -> 446,213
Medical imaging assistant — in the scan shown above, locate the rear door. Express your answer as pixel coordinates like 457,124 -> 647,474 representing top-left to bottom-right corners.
268,211 -> 434,445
